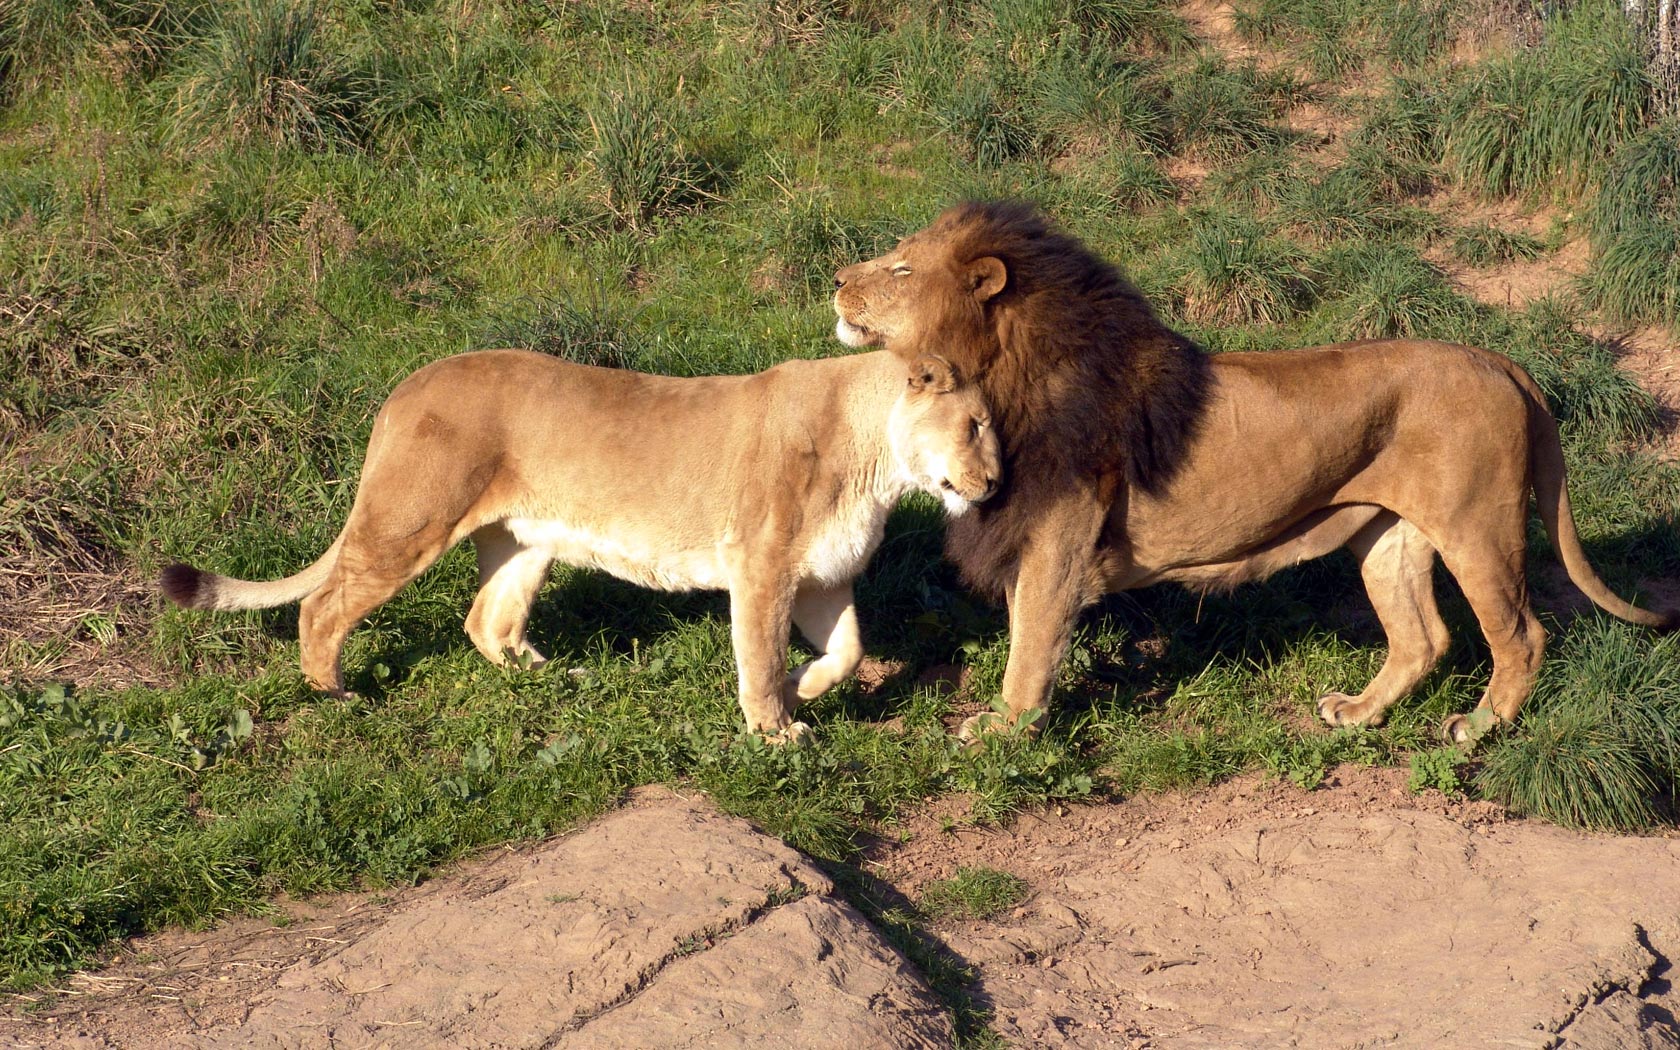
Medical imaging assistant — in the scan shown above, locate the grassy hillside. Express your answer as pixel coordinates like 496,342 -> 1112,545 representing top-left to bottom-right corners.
3,0 -> 1679,1011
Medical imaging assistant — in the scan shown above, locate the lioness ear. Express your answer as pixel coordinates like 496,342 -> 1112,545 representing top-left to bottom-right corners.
907,354 -> 958,394
967,256 -> 1006,301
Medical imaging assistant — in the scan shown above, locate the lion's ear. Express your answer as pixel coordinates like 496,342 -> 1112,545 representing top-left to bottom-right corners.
968,256 -> 1007,301
907,354 -> 958,394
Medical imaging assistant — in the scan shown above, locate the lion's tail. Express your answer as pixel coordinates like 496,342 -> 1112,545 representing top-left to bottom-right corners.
1515,365 -> 1676,631
160,535 -> 343,612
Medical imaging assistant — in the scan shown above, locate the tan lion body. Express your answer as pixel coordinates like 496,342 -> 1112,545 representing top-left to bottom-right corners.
834,202 -> 1672,741
162,348 -> 1000,735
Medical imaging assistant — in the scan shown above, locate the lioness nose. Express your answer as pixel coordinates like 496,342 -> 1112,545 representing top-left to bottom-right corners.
834,262 -> 858,288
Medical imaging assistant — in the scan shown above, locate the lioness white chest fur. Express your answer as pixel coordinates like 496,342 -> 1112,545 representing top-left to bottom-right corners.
161,349 -> 1000,736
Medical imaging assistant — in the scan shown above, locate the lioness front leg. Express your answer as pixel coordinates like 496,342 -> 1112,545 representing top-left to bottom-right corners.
786,583 -> 864,707
726,561 -> 805,741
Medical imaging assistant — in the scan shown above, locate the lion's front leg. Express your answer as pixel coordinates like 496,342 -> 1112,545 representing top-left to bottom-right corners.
960,494 -> 1110,743
725,555 -> 804,740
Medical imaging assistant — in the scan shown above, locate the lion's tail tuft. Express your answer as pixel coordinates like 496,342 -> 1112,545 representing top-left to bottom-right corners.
160,563 -> 209,608
158,536 -> 343,613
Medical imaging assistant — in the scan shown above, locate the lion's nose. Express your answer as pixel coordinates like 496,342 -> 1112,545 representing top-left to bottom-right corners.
834,263 -> 858,289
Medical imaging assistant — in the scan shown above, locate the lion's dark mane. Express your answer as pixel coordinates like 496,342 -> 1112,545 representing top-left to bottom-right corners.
929,200 -> 1210,597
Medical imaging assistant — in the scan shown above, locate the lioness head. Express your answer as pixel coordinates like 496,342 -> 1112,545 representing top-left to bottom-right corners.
833,210 -> 1007,359
889,354 -> 1001,515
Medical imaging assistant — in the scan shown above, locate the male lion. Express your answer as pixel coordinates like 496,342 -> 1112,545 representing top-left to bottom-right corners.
834,200 -> 1673,743
161,349 -> 1000,738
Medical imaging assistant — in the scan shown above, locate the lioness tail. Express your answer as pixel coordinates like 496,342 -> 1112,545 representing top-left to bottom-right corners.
1521,373 -> 1676,631
160,537 -> 342,612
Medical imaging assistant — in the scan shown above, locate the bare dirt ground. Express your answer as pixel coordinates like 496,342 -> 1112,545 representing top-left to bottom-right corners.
867,765 -> 1680,1048
8,771 -> 1680,1049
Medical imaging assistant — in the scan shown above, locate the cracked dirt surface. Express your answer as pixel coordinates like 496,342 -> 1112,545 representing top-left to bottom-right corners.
9,771 -> 1680,1049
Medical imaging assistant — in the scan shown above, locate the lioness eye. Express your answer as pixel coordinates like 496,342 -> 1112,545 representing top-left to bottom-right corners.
891,264 -> 912,276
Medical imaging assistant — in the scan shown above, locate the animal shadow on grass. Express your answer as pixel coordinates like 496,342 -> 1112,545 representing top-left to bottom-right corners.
248,518 -> 1674,726
1058,517 -> 1680,730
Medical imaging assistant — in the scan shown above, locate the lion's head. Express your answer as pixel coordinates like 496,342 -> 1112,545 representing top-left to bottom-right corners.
889,354 -> 1001,515
835,201 -> 1210,594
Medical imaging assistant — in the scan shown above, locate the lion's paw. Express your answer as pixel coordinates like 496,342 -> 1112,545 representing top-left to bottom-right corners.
955,707 -> 1044,749
1316,692 -> 1382,728
1441,708 -> 1500,747
956,711 -> 1006,749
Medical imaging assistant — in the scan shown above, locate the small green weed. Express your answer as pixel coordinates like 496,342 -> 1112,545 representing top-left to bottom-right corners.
919,865 -> 1029,922
1407,746 -> 1466,795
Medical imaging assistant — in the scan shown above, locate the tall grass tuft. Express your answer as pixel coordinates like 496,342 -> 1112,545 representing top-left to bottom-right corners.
1166,57 -> 1291,162
167,0 -> 373,149
937,76 -> 1041,168
1035,55 -> 1171,156
1352,75 -> 1443,167
0,0 -> 214,83
1082,150 -> 1178,212
1498,296 -> 1661,445
980,0 -> 1193,55
1178,214 -> 1313,325
1583,123 -> 1680,325
1317,243 -> 1476,340
585,83 -> 714,233
1478,621 -> 1680,831
1450,223 -> 1546,267
1280,160 -> 1433,246
478,297 -> 653,372
1444,3 -> 1648,199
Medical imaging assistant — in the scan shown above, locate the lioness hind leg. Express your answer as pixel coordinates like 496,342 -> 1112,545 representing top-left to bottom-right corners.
466,523 -> 552,668
298,529 -> 453,695
786,583 -> 863,707
1436,535 -> 1546,744
1319,514 -> 1451,729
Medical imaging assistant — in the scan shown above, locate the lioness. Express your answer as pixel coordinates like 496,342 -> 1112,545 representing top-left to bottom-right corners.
834,200 -> 1673,743
161,349 -> 1000,737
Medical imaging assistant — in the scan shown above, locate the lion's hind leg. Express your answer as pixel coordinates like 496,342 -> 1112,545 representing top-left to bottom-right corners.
1319,513 -> 1451,730
786,582 -> 864,707
1435,527 -> 1546,745
466,523 -> 553,669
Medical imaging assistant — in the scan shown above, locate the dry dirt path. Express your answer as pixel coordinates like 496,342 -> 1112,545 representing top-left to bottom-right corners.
7,772 -> 1680,1049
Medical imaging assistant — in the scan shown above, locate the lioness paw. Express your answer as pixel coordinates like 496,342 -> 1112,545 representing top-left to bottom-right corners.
765,721 -> 812,747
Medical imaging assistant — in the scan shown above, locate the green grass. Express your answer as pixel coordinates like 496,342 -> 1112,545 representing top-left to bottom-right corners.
1449,223 -> 1547,267
1443,2 -> 1649,200
1583,122 -> 1680,325
2,0 -> 1678,1013
919,866 -> 1031,922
